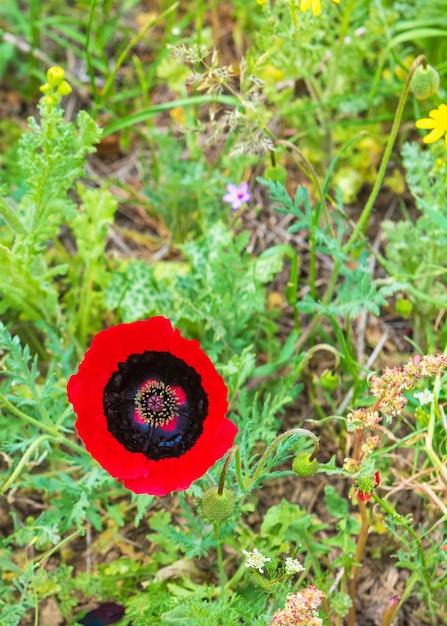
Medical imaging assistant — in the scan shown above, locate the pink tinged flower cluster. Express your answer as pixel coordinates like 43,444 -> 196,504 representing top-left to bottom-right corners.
360,435 -> 381,456
223,181 -> 251,210
270,585 -> 325,626
347,408 -> 381,430
369,354 -> 447,418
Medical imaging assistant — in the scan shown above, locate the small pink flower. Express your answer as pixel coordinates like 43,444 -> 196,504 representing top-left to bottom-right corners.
223,181 -> 252,210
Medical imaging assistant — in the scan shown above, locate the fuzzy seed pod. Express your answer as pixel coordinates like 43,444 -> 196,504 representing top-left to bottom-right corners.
319,369 -> 340,392
292,452 -> 318,477
202,487 -> 235,521
410,65 -> 440,100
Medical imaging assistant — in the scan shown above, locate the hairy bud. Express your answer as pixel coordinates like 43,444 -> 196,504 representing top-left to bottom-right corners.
292,451 -> 318,477
202,487 -> 235,521
410,65 -> 440,100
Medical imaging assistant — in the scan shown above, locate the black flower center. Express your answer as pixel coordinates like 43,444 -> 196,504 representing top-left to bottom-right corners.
102,351 -> 208,461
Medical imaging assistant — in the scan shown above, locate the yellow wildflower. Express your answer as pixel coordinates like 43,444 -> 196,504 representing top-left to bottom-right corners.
415,103 -> 447,147
299,0 -> 340,16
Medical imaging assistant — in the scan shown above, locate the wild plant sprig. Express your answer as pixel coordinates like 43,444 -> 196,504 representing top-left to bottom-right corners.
0,68 -> 101,327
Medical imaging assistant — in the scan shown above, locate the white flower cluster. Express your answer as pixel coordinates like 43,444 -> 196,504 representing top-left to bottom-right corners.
242,548 -> 271,574
242,550 -> 305,576
284,557 -> 305,575
414,389 -> 434,406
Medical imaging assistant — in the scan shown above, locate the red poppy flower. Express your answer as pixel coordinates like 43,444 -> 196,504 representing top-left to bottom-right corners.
67,317 -> 237,496
353,471 -> 381,502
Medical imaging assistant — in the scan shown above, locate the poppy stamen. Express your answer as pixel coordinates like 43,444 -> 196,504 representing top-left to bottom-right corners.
135,380 -> 179,426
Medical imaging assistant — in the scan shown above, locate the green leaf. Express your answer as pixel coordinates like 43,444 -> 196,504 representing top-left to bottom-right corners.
324,485 -> 349,519
71,185 -> 117,262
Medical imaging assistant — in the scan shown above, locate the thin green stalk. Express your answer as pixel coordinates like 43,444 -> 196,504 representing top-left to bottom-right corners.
290,0 -> 299,27
325,0 -> 353,100
297,56 -> 426,347
225,560 -> 249,591
380,571 -> 418,626
32,576 -> 39,626
77,264 -> 95,346
29,0 -> 42,95
425,378 -> 447,483
85,0 -> 99,101
374,494 -> 433,611
0,393 -> 87,457
347,500 -> 369,626
27,376 -> 54,429
19,324 -> 48,364
103,93 -> 239,136
0,289 -> 50,325
196,0 -> 204,48
322,0 -> 354,160
277,140 -> 333,302
1,435 -> 49,495
234,446 -> 245,491
381,595 -> 400,626
342,54 -> 426,255
213,522 -> 226,597
300,530 -> 323,579
277,140 -> 331,230
247,428 -> 319,489
97,2 -> 179,107
218,446 -> 238,495
34,529 -> 83,566
0,393 -> 57,435
50,435 -> 87,457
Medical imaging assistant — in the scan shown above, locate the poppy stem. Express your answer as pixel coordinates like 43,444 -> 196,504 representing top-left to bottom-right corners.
33,528 -> 83,567
0,392 -> 59,435
381,595 -> 400,626
342,54 -> 426,254
373,493 -> 432,599
1,435 -> 49,495
346,499 -> 369,626
234,446 -> 245,490
248,428 -> 319,488
217,445 -> 241,495
213,521 -> 227,597
0,392 -> 87,459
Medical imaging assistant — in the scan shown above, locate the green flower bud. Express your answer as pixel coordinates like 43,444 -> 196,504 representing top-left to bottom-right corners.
319,369 -> 340,392
395,298 -> 413,319
414,406 -> 429,426
292,452 -> 318,477
202,487 -> 235,521
410,65 -> 440,100
57,80 -> 72,96
264,165 -> 288,184
47,66 -> 65,87
43,94 -> 58,107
